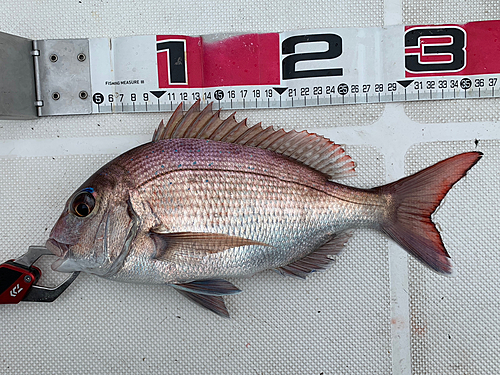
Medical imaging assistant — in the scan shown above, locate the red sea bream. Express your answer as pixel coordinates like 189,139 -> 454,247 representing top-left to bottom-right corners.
46,101 -> 482,317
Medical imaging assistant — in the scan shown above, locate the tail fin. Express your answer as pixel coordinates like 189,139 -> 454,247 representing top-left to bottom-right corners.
375,152 -> 482,275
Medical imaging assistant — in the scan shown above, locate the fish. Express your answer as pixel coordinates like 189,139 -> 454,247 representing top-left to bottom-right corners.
45,100 -> 482,317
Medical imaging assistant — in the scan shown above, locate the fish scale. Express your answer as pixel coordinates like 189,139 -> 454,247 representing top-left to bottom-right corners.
111,138 -> 383,283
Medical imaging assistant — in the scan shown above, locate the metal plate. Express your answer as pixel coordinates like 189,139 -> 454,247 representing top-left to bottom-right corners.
0,32 -> 37,120
37,39 -> 92,116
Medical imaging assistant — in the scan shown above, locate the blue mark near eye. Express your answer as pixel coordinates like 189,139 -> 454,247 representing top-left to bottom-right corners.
178,164 -> 182,167
193,161 -> 197,165
83,187 -> 94,193
208,163 -> 213,166
205,179 -> 209,183
174,149 -> 178,153
161,165 -> 165,168
169,182 -> 172,185
161,150 -> 164,153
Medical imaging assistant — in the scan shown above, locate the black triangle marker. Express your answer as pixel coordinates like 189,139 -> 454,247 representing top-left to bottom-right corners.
151,90 -> 166,99
397,80 -> 414,88
273,87 -> 287,95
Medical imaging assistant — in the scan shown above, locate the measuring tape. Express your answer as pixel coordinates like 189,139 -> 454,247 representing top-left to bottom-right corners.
1,20 -> 500,119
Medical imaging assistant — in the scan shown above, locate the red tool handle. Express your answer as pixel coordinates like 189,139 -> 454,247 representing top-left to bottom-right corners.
0,261 -> 40,304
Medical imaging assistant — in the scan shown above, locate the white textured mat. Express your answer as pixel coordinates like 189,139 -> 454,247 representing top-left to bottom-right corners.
406,140 -> 500,375
0,1 -> 499,374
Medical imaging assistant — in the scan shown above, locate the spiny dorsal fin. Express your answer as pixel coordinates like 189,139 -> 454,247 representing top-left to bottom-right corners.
153,100 -> 356,179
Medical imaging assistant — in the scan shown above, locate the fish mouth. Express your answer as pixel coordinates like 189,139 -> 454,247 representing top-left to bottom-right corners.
45,238 -> 70,258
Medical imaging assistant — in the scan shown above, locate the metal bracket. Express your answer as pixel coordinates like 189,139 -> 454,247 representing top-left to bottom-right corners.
35,38 -> 92,116
0,32 -> 37,119
0,31 -> 92,119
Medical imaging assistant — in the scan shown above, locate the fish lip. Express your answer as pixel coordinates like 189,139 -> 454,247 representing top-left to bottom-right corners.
45,238 -> 70,258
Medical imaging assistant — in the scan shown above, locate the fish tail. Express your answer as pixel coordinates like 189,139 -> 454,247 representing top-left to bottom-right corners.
375,152 -> 482,275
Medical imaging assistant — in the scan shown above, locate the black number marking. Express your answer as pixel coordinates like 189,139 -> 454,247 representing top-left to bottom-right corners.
460,78 -> 472,89
337,83 -> 348,95
282,34 -> 343,80
214,90 -> 224,100
438,80 -> 447,89
426,81 -> 436,90
157,40 -> 187,84
93,93 -> 104,105
326,86 -> 335,94
405,27 -> 466,73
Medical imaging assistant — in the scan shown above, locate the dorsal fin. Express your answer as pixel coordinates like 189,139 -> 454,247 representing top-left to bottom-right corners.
153,100 -> 356,179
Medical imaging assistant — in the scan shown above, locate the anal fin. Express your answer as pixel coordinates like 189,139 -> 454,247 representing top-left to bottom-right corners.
277,230 -> 353,279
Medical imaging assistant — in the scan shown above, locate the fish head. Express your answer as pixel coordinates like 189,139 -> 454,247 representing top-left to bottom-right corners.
46,169 -> 134,276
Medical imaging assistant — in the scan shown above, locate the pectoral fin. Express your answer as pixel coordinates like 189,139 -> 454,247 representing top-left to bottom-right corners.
150,231 -> 269,261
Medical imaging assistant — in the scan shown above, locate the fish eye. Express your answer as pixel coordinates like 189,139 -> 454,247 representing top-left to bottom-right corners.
71,190 -> 96,217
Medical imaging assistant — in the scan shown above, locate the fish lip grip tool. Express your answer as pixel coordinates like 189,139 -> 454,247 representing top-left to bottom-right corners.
0,246 -> 79,304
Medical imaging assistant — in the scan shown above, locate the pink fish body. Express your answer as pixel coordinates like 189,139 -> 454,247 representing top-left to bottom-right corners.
46,101 -> 482,317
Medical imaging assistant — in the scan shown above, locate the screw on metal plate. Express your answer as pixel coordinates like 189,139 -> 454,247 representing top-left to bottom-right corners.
77,53 -> 86,62
79,90 -> 88,100
52,92 -> 60,100
24,275 -> 32,283
49,54 -> 58,63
